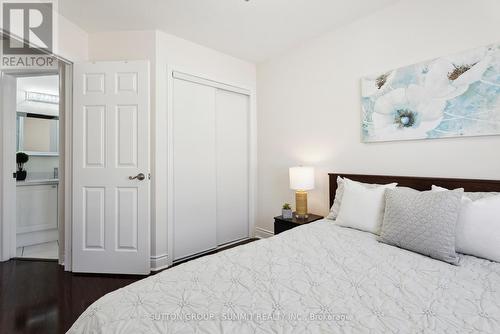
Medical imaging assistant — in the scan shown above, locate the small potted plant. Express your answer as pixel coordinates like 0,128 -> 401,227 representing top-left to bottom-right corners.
16,152 -> 29,181
282,203 -> 293,219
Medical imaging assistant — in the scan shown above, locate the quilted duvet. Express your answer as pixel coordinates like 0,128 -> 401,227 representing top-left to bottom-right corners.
69,220 -> 500,333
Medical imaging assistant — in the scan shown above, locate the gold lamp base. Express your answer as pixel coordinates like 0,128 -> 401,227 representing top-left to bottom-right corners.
295,191 -> 308,218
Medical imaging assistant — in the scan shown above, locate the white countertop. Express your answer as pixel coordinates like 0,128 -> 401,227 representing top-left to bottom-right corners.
16,179 -> 59,186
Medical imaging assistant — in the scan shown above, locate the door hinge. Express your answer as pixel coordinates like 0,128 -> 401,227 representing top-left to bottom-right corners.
12,172 -> 17,179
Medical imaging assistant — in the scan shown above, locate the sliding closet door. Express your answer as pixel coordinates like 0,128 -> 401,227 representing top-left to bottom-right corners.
173,79 -> 217,260
216,89 -> 249,245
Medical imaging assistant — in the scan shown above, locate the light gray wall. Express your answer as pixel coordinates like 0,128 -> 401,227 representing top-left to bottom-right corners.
24,156 -> 59,179
257,0 -> 500,232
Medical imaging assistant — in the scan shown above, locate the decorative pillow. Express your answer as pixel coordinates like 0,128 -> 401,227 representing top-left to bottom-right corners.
461,191 -> 500,201
379,188 -> 463,265
433,185 -> 500,262
326,176 -> 345,220
326,177 -> 397,220
335,178 -> 397,234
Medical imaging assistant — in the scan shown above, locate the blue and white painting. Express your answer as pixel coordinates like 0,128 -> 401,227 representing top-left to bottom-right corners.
361,43 -> 500,142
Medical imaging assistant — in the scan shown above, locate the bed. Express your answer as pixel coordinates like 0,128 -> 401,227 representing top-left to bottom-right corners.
69,174 -> 500,333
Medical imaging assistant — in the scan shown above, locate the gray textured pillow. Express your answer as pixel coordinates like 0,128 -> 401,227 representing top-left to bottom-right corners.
378,188 -> 463,265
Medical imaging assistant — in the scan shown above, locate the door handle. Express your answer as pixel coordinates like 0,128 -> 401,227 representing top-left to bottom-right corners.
129,173 -> 146,181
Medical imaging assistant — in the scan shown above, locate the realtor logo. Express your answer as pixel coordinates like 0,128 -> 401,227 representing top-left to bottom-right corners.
2,2 -> 53,54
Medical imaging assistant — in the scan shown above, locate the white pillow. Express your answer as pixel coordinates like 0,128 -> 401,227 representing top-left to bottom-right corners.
336,178 -> 397,234
326,177 -> 392,220
326,176 -> 345,220
433,185 -> 500,262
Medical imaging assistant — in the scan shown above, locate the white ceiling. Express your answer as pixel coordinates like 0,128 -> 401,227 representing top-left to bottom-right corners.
59,0 -> 398,63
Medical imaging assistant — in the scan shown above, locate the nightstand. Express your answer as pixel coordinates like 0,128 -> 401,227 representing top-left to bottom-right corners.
274,213 -> 324,235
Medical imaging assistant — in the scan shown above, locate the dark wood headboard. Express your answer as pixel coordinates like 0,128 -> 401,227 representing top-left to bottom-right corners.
329,173 -> 500,207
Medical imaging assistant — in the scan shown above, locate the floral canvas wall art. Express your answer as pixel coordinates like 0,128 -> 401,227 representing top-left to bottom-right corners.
361,43 -> 500,142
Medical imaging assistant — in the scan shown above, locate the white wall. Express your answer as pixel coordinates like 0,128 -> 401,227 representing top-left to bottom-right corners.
257,0 -> 500,233
24,156 -> 59,178
55,14 -> 88,62
88,30 -> 256,269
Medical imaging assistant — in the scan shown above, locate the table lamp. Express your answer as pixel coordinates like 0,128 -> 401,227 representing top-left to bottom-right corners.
289,166 -> 315,218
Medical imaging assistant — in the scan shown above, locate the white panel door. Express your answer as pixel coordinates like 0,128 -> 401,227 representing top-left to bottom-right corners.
72,61 -> 150,274
173,78 -> 217,260
215,90 -> 249,245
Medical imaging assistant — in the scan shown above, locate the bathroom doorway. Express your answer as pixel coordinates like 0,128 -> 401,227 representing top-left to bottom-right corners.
1,62 -> 69,263
15,73 -> 60,259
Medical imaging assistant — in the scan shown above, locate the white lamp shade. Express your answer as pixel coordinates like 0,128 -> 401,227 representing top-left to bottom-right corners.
289,166 -> 315,190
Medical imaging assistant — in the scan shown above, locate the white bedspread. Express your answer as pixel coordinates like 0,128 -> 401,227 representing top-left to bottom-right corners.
69,220 -> 500,333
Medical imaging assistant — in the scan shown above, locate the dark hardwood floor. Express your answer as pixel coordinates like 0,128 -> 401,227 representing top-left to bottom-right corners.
0,238 -> 258,334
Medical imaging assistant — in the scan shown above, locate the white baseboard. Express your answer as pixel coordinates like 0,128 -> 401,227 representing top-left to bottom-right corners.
255,227 -> 274,239
172,237 -> 248,264
217,237 -> 250,249
150,236 -> 262,271
150,253 -> 169,272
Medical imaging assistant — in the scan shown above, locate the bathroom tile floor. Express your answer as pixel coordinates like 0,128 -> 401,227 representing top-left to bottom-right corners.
16,241 -> 59,260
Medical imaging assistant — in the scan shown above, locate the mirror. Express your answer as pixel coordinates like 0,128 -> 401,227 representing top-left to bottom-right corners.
17,114 -> 59,156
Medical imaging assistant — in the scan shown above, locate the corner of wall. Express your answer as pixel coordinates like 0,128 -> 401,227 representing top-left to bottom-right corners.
56,13 -> 90,62
150,253 -> 169,272
255,227 -> 274,239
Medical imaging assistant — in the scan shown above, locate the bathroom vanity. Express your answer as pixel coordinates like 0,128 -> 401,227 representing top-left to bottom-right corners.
16,179 -> 59,248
